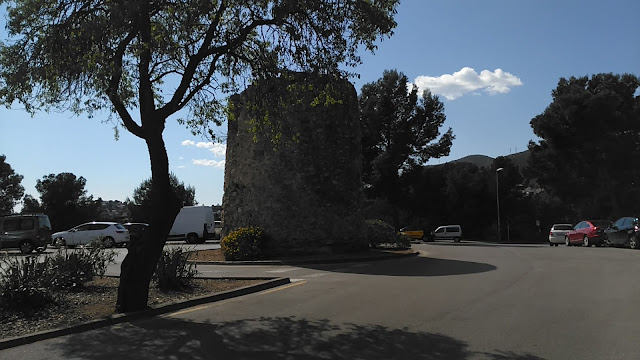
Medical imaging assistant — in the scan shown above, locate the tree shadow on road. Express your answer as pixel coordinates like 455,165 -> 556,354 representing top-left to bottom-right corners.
52,316 -> 544,360
301,256 -> 497,277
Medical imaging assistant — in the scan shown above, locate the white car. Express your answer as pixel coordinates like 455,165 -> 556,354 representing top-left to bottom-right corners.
52,222 -> 129,248
431,225 -> 463,242
548,223 -> 573,246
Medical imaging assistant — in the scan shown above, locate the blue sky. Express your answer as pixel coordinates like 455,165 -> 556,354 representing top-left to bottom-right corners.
1,0 -> 639,210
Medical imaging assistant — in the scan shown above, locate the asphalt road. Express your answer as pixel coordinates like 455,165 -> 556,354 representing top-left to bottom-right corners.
4,241 -> 640,359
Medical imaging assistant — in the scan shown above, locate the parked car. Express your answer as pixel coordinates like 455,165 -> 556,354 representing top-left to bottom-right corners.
52,222 -> 129,248
400,226 -> 425,240
431,225 -> 463,242
0,214 -> 52,254
122,222 -> 149,244
604,216 -> 639,248
565,220 -> 611,247
548,223 -> 573,246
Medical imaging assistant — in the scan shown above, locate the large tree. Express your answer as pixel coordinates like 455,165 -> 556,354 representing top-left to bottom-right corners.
527,73 -> 640,219
34,172 -> 96,231
0,155 -> 25,215
359,69 -> 454,201
0,0 -> 399,311
127,173 -> 196,223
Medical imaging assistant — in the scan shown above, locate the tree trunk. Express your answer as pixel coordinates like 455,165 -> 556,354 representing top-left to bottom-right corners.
116,132 -> 180,312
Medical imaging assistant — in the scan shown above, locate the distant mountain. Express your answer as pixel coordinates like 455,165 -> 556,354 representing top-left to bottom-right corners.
450,150 -> 530,170
451,154 -> 494,168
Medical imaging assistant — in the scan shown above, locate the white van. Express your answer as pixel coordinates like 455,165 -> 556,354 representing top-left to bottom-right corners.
432,225 -> 463,242
168,206 -> 215,244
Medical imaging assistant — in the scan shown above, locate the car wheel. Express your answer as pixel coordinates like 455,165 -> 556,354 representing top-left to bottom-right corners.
19,240 -> 34,254
565,236 -> 571,247
583,235 -> 590,247
454,237 -> 461,243
549,242 -> 554,247
630,234 -> 639,249
186,233 -> 199,244
604,235 -> 610,247
102,236 -> 115,248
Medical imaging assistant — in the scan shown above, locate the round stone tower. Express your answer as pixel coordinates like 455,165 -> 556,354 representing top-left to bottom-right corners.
222,73 -> 365,257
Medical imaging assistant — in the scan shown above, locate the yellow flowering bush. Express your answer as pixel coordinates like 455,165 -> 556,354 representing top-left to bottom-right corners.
221,226 -> 268,261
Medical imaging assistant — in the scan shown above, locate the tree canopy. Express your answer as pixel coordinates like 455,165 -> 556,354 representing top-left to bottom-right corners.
33,172 -> 97,231
0,0 -> 399,137
127,173 -> 196,223
527,73 -> 640,218
0,155 -> 25,215
359,69 -> 454,199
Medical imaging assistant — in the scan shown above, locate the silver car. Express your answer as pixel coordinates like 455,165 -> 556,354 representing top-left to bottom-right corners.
548,223 -> 573,246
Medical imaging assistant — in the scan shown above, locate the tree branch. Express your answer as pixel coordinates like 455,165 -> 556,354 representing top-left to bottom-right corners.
107,31 -> 143,138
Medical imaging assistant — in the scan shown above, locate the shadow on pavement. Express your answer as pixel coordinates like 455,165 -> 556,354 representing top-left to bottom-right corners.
424,241 -> 546,248
301,256 -> 497,277
52,316 -> 544,360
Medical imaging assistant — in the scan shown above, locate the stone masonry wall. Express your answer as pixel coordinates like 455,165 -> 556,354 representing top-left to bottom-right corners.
222,73 -> 366,256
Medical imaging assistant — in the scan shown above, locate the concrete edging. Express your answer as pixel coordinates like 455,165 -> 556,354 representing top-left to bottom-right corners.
188,250 -> 420,266
0,277 -> 290,351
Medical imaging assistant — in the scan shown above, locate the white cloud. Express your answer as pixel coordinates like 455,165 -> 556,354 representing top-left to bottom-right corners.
413,67 -> 523,100
181,140 -> 226,157
192,159 -> 225,169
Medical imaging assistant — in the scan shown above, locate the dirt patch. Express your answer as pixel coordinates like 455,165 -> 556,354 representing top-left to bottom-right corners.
0,277 -> 264,341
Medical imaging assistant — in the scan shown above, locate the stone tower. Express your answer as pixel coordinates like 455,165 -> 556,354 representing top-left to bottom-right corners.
222,73 -> 365,256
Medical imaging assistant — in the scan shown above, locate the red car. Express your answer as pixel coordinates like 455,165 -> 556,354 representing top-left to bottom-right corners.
565,220 -> 612,247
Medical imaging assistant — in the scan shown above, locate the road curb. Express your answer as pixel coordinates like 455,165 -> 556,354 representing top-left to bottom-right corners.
0,277 -> 290,351
188,250 -> 420,266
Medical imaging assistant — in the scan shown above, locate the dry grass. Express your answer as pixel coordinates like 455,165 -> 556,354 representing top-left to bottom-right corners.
0,277 -> 263,341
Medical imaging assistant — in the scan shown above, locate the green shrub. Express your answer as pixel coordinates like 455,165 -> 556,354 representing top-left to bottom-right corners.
46,238 -> 116,289
153,247 -> 198,290
0,255 -> 55,311
365,219 -> 411,250
0,239 -> 116,311
221,226 -> 267,261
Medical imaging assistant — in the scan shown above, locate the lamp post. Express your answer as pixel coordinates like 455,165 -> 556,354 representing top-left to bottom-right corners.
496,167 -> 504,243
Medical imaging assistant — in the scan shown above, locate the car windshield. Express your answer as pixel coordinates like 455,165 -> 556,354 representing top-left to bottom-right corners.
115,224 -> 126,230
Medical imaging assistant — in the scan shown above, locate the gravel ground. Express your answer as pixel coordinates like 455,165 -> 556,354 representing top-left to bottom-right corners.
0,277 -> 263,341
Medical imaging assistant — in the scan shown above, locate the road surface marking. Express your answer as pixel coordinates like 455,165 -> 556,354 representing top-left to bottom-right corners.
266,268 -> 298,273
301,273 -> 328,278
167,302 -> 225,317
259,280 -> 306,295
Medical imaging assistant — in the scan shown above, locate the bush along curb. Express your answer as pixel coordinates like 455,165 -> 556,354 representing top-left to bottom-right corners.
187,250 -> 420,266
0,277 -> 290,351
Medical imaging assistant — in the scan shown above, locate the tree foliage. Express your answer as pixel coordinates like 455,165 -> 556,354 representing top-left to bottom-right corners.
527,73 -> 640,218
127,173 -> 196,223
0,155 -> 24,215
34,173 -> 96,231
359,69 -> 454,199
0,0 -> 398,135
21,194 -> 43,214
0,0 -> 400,311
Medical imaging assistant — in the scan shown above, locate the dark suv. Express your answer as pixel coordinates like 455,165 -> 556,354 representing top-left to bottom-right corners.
604,216 -> 639,248
123,222 -> 149,244
0,214 -> 52,254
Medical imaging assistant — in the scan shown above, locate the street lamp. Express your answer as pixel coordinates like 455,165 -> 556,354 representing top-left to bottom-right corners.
496,167 -> 504,243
